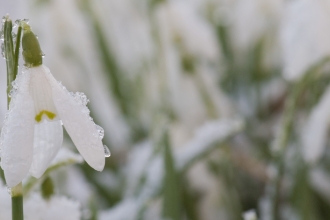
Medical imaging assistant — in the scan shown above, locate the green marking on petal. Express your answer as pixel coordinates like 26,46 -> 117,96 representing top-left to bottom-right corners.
35,110 -> 56,122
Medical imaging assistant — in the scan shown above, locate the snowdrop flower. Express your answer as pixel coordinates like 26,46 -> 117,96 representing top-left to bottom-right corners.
281,0 -> 330,80
242,209 -> 257,220
0,23 -> 106,187
301,86 -> 330,164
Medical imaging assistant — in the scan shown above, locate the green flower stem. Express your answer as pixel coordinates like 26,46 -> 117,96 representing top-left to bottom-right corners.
4,16 -> 24,220
11,183 -> 23,220
24,159 -> 78,196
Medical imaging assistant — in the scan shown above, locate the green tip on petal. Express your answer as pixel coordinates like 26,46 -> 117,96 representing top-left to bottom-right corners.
22,23 -> 43,67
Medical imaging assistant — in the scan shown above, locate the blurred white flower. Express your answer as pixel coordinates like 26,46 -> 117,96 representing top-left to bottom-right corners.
242,209 -> 257,220
0,179 -> 81,220
301,86 -> 330,164
99,199 -> 139,220
0,64 -> 106,187
230,0 -> 283,51
24,193 -> 81,220
281,0 -> 330,80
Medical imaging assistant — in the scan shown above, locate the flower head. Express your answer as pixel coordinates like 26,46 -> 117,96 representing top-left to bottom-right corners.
0,23 -> 107,187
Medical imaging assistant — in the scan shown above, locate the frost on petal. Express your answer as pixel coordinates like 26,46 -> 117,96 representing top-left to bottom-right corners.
43,65 -> 105,171
29,120 -> 63,178
1,70 -> 35,187
25,193 -> 81,220
301,86 -> 330,164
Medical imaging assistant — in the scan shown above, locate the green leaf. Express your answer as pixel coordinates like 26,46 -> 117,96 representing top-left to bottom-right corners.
4,17 -> 15,105
162,131 -> 181,220
22,23 -> 43,67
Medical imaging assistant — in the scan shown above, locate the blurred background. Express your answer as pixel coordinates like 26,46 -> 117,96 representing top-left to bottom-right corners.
2,0 -> 330,219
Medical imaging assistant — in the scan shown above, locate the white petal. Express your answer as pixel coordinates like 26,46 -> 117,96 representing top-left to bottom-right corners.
29,65 -> 59,122
43,65 -> 105,171
29,120 -> 63,178
0,70 -> 35,187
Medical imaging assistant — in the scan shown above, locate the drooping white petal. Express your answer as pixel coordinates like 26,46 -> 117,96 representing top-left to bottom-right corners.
43,65 -> 105,171
0,70 -> 35,187
29,120 -> 63,178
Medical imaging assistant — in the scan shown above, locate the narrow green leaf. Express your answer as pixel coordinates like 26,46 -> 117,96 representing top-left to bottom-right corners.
13,25 -> 22,79
4,17 -> 15,106
162,131 -> 181,220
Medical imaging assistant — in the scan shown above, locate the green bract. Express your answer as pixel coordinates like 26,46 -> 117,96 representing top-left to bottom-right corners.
22,24 -> 42,67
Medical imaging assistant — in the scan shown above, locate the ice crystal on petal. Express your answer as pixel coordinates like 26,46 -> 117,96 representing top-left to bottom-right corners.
70,92 -> 89,106
96,125 -> 104,140
0,71 -> 24,162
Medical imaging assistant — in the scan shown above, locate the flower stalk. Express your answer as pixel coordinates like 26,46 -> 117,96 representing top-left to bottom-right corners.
11,183 -> 23,220
4,15 -> 24,220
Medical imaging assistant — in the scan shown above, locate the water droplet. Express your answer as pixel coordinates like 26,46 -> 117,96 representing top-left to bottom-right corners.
12,81 -> 18,89
12,32 -> 17,45
60,120 -> 63,125
14,19 -> 21,28
0,29 -> 4,42
1,43 -> 5,58
6,186 -> 11,195
95,125 -> 104,139
104,145 -> 111,157
2,16 -> 6,23
22,19 -> 29,24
